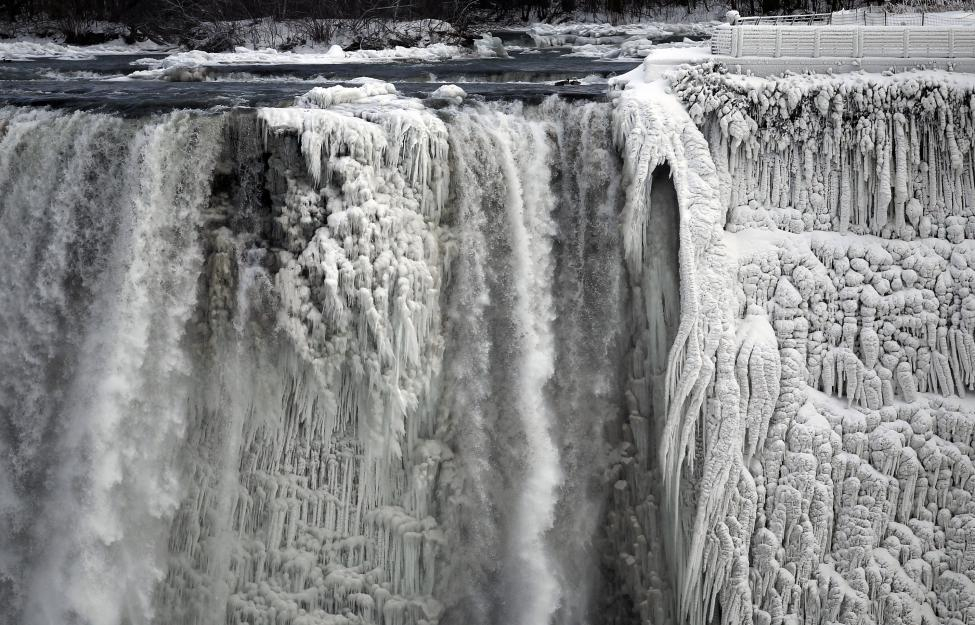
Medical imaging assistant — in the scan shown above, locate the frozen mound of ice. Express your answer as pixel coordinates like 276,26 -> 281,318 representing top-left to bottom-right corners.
619,37 -> 654,58
473,33 -> 509,58
428,84 -> 466,106
165,83 -> 451,625
612,81 -> 752,625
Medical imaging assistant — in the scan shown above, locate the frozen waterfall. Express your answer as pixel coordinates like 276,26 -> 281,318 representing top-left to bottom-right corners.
2,68 -> 975,625
0,93 -> 634,625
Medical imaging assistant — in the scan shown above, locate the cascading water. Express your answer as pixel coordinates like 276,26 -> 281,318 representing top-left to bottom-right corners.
440,102 -> 566,625
0,107 -> 223,625
439,99 -> 626,625
0,88 -> 651,625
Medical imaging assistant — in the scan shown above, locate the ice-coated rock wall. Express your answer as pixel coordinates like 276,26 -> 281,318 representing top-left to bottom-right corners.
675,66 -> 975,243
154,84 -> 453,625
660,65 -> 975,625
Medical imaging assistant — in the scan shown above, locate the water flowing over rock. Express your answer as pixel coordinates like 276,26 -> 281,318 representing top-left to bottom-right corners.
1,69 -> 974,625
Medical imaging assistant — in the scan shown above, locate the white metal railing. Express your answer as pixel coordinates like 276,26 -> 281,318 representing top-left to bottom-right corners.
732,8 -> 975,27
734,12 -> 833,25
711,24 -> 975,58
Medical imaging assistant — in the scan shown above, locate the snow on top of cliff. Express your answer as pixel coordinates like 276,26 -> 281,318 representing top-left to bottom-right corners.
608,43 -> 712,88
699,65 -> 975,94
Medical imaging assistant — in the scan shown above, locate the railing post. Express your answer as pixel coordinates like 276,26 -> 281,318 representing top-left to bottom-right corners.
903,28 -> 909,58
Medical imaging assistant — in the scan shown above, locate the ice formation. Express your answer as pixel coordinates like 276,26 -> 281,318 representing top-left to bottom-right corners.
654,64 -> 975,625
155,82 -> 453,625
427,85 -> 466,107
610,80 -> 758,625
3,58 -> 975,625
527,21 -> 713,48
128,39 -> 496,78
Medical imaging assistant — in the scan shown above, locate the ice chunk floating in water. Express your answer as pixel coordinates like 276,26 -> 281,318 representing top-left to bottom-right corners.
3,69 -> 975,625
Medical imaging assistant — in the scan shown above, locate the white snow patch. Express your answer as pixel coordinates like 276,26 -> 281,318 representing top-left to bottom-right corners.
0,37 -> 171,61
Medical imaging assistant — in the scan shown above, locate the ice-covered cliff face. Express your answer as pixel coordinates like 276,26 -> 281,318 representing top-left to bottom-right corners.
1,68 -> 974,625
666,66 -> 975,625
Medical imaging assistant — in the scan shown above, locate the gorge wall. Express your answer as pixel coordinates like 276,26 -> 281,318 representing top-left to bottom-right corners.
0,66 -> 973,625
671,66 -> 975,625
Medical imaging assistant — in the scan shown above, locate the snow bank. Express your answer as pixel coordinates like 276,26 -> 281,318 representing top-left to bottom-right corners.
190,17 -> 459,52
528,20 -> 714,48
0,37 -> 170,60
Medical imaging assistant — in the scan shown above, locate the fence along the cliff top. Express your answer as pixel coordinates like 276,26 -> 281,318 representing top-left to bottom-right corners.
712,12 -> 975,58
